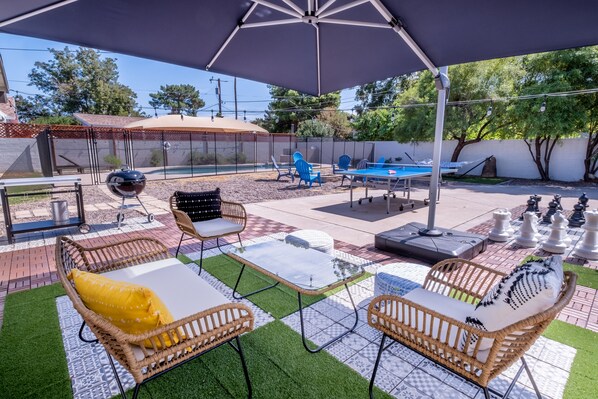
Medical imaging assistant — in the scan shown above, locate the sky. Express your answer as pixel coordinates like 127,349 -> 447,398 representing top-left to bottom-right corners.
0,33 -> 358,121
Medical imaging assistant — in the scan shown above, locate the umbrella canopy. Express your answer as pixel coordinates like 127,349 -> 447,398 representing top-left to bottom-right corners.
2,0 -> 598,232
1,1 -> 598,96
124,114 -> 268,133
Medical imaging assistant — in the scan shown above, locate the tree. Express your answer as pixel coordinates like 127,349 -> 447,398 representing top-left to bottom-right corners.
31,115 -> 80,125
296,119 -> 334,137
258,86 -> 341,133
317,107 -> 352,138
392,59 -> 520,161
511,48 -> 597,180
352,109 -> 397,141
582,93 -> 598,181
14,94 -> 53,122
27,47 -> 141,116
354,75 -> 416,110
148,84 -> 205,116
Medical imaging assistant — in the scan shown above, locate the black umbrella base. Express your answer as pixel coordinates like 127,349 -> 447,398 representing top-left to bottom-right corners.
375,222 -> 488,264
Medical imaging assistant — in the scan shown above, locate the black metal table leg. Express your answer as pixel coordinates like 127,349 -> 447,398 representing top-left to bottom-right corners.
298,283 -> 359,353
232,263 -> 279,300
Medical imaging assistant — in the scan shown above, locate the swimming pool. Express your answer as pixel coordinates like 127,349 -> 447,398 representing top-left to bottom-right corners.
146,164 -> 273,175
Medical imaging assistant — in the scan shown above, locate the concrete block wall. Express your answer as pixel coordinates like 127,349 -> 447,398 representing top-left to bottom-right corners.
373,138 -> 589,182
0,138 -> 42,177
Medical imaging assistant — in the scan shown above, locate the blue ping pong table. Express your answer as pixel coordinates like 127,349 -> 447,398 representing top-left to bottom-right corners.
342,164 -> 457,214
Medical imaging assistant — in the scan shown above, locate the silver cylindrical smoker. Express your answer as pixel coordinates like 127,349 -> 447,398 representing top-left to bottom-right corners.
50,199 -> 69,225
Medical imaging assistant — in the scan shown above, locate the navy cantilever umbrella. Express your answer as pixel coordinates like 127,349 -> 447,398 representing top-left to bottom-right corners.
2,0 -> 598,231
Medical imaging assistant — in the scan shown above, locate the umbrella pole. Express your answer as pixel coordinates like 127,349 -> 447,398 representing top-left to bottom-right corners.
421,66 -> 450,236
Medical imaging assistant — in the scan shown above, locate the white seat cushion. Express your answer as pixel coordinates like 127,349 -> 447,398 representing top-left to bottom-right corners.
192,217 -> 243,237
400,288 -> 489,362
102,258 -> 231,361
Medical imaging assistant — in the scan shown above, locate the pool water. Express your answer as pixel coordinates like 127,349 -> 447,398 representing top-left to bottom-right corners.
146,164 -> 272,175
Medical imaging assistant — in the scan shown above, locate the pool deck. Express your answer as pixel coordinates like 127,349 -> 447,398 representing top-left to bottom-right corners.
0,183 -> 597,333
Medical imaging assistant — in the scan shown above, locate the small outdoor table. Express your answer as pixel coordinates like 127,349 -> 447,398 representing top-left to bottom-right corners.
227,239 -> 364,353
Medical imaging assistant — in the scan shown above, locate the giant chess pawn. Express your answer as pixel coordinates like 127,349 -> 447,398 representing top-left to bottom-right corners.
532,194 -> 542,217
521,197 -> 537,220
516,211 -> 540,248
541,211 -> 571,254
579,192 -> 589,209
568,202 -> 586,227
489,208 -> 513,242
554,194 -> 564,211
573,209 -> 598,260
542,198 -> 559,224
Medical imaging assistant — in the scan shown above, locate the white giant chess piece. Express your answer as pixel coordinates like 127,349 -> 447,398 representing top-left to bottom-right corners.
489,208 -> 513,242
515,211 -> 540,248
573,209 -> 598,260
542,211 -> 571,254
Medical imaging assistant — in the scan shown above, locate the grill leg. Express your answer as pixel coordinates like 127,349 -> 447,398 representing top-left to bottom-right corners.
117,197 -> 126,229
135,195 -> 151,216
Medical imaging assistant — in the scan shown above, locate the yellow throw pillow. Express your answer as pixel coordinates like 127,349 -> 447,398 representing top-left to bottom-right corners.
68,268 -> 181,349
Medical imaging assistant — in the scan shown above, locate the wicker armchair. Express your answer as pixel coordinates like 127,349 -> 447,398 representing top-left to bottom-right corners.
368,258 -> 577,399
169,189 -> 247,273
56,236 -> 254,399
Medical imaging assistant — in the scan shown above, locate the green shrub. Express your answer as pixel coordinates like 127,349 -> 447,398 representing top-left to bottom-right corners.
150,149 -> 163,166
187,151 -> 227,165
103,154 -> 122,170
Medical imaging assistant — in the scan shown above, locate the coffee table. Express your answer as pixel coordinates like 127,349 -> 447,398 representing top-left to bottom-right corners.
227,239 -> 365,353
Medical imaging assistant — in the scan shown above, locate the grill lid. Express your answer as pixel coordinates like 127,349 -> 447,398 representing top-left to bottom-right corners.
106,167 -> 146,197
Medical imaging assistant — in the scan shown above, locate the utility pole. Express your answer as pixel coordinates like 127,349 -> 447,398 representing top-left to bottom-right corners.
210,76 -> 227,117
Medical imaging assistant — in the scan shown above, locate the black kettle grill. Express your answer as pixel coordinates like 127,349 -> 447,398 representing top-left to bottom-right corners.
106,167 -> 154,227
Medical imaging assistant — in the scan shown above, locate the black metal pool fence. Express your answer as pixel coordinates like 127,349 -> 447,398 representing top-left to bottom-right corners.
41,127 -> 374,184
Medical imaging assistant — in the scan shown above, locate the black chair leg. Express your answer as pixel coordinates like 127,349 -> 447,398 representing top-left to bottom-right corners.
78,321 -> 98,344
522,357 -> 542,399
198,240 -> 204,275
175,233 -> 184,257
107,348 -> 129,399
237,233 -> 243,248
131,384 -> 142,399
369,333 -> 387,399
229,336 -> 252,399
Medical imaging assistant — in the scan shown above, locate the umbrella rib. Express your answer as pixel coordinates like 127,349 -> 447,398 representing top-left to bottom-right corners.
315,0 -> 338,17
243,19 -> 303,29
207,2 -> 259,70
0,0 -> 78,28
319,18 -> 390,29
252,0 -> 303,18
281,0 -> 304,15
317,0 -> 370,19
368,0 -> 438,75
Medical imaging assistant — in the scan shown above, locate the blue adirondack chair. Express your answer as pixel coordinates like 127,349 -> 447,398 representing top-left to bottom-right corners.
293,151 -> 313,172
375,156 -> 386,167
333,154 -> 352,186
295,159 -> 321,188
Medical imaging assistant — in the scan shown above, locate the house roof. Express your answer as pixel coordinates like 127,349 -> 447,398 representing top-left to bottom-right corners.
0,97 -> 18,122
73,113 -> 148,127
